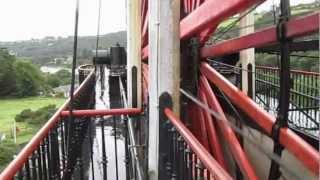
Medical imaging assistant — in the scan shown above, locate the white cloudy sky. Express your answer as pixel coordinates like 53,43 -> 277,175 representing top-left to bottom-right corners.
0,0 -> 315,41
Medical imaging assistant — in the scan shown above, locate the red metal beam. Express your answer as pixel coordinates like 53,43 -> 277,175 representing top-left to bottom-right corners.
142,11 -> 149,47
60,108 -> 142,117
189,103 -> 203,140
183,0 -> 188,14
142,45 -> 148,60
0,71 -> 95,180
142,0 -> 262,60
142,77 -> 148,104
200,75 -> 258,180
198,25 -> 217,45
164,108 -> 232,180
201,13 -> 319,58
180,0 -> 261,39
199,89 -> 227,169
200,62 -> 320,174
197,103 -> 211,151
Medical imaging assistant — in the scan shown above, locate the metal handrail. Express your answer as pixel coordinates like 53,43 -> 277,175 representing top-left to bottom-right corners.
164,108 -> 232,180
60,108 -> 141,117
0,71 -> 95,179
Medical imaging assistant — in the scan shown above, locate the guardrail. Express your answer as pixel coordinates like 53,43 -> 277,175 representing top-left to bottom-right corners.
0,70 -> 95,180
163,108 -> 232,180
255,66 -> 319,137
208,60 -> 319,138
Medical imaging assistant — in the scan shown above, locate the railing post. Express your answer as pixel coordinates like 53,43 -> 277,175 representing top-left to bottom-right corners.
159,93 -> 173,179
148,0 -> 180,178
247,63 -> 253,98
127,0 -> 142,108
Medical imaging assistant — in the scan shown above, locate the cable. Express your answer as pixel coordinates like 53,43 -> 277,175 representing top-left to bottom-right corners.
180,88 -> 303,180
67,0 -> 80,156
95,0 -> 102,58
212,1 -> 264,43
212,18 -> 275,38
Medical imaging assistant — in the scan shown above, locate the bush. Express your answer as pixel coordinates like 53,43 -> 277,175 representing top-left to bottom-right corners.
29,105 -> 56,125
55,69 -> 71,85
15,109 -> 33,122
55,92 -> 65,98
0,140 -> 18,171
46,74 -> 61,88
14,105 -> 57,125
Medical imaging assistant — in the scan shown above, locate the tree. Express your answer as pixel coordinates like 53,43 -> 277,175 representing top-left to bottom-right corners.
13,60 -> 43,97
55,69 -> 71,85
45,74 -> 61,88
0,49 -> 16,96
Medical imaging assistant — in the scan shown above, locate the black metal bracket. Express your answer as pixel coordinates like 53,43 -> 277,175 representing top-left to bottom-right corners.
247,63 -> 253,98
189,38 -> 200,96
159,92 -> 173,180
132,66 -> 138,108
180,38 -> 200,125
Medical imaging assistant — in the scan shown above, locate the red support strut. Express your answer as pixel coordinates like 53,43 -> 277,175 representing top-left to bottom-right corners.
200,75 -> 258,180
200,62 -> 320,174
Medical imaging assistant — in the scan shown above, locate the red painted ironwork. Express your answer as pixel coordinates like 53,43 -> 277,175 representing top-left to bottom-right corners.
201,13 -> 319,58
164,108 -> 233,180
180,0 -> 261,39
199,90 -> 227,170
199,75 -> 258,180
0,71 -> 95,180
142,63 -> 149,103
200,62 -> 320,174
198,25 -> 217,45
142,0 -> 262,60
196,103 -> 211,151
60,108 -> 142,117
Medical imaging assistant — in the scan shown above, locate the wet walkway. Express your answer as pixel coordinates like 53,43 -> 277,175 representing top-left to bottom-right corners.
88,66 -> 127,180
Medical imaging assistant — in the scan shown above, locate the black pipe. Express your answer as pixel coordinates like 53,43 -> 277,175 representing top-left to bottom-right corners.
113,116 -> 119,180
101,120 -> 108,180
269,0 -> 291,179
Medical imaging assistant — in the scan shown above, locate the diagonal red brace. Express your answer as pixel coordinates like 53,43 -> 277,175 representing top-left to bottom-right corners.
200,62 -> 320,174
60,108 -> 142,117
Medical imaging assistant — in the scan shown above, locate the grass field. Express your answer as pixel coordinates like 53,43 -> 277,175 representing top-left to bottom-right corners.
0,96 -> 65,144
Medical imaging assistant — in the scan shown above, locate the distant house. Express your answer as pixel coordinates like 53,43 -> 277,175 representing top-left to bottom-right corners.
91,49 -> 109,57
0,132 -> 6,142
54,58 -> 66,65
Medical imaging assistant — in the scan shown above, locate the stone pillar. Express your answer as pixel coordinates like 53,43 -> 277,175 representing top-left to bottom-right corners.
148,0 -> 180,179
127,0 -> 142,108
239,11 -> 255,97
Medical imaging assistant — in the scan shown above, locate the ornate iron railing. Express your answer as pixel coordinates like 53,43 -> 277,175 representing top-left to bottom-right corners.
162,108 -> 232,180
208,60 -> 319,138
255,66 -> 319,137
0,69 -> 96,180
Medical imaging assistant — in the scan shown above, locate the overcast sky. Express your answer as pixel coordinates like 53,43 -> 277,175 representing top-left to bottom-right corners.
0,0 -> 316,42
